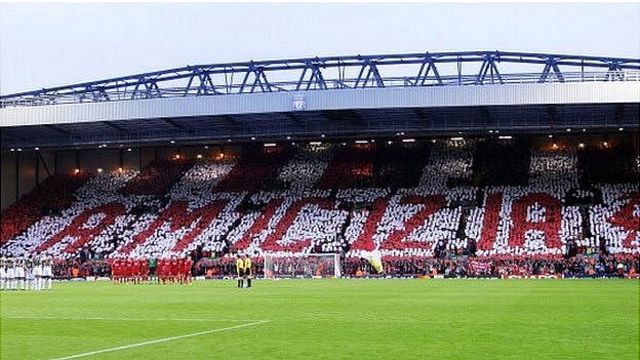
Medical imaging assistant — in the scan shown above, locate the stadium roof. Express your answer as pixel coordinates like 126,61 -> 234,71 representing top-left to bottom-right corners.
1,51 -> 639,149
2,51 -> 639,107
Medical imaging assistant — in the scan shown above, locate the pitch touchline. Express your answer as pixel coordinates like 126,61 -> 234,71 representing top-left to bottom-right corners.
4,315 -> 265,322
47,320 -> 270,360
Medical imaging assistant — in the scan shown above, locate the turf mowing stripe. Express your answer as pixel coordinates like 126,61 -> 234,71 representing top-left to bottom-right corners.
3,316 -> 265,322
46,320 -> 270,360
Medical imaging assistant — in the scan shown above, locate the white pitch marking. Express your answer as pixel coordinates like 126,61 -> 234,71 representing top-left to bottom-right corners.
47,320 -> 270,360
3,316 -> 264,322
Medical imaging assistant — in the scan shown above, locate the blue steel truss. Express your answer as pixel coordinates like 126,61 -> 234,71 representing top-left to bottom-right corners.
1,51 -> 639,107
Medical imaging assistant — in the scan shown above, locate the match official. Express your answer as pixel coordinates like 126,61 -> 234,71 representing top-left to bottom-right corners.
243,254 -> 253,288
236,254 -> 245,288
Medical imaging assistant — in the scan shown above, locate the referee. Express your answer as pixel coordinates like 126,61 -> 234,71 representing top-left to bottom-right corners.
243,254 -> 253,288
236,254 -> 245,288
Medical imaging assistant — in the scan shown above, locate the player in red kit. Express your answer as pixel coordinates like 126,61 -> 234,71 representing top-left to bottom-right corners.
158,258 -> 166,284
139,259 -> 148,283
125,259 -> 134,283
170,257 -> 179,283
178,258 -> 186,284
131,259 -> 138,284
175,257 -> 181,283
116,259 -> 124,284
111,259 -> 119,284
185,258 -> 193,285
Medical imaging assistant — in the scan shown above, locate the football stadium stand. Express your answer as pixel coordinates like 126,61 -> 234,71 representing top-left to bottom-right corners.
1,51 -> 639,279
1,137 -> 638,278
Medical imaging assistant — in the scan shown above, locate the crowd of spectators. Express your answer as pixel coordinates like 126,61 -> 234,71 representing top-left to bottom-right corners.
1,139 -> 638,279
342,253 -> 638,279
1,173 -> 91,245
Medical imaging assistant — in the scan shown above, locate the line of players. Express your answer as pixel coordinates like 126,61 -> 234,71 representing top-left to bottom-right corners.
0,257 -> 53,291
110,257 -> 193,285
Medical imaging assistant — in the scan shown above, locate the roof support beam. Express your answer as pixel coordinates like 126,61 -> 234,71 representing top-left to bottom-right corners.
162,118 -> 187,131
45,124 -> 72,135
101,121 -> 130,134
414,54 -> 443,86
2,51 -> 638,106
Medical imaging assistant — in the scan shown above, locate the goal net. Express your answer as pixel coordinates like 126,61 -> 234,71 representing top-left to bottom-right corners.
263,254 -> 341,279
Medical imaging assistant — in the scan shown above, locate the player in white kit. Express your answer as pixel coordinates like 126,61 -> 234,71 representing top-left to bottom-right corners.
0,257 -> 6,291
15,258 -> 26,291
32,258 -> 43,291
26,258 -> 35,291
7,258 -> 16,290
42,257 -> 53,290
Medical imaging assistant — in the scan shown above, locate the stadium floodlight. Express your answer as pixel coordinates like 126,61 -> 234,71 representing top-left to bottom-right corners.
566,128 -> 572,132
488,130 -> 494,133
618,127 -> 624,131
582,129 -> 587,132
263,143 -> 277,147
251,137 -> 256,141
286,136 -> 291,140
498,136 -> 513,140
127,148 -> 132,152
34,147 -> 40,151
227,139 -> 232,142
170,140 -> 175,144
17,148 -> 22,152
10,148 -> 15,152
321,134 -> 326,138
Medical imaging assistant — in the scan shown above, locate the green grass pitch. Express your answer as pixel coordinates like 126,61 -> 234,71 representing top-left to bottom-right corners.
1,279 -> 638,360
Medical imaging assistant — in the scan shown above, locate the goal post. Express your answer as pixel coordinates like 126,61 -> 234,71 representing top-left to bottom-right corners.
263,253 -> 341,279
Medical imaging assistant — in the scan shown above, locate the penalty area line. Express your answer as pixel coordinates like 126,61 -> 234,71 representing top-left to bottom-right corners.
47,320 -> 270,360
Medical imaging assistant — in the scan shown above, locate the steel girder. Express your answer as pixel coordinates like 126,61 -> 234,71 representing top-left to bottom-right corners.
1,51 -> 639,107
